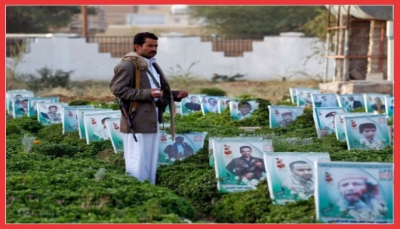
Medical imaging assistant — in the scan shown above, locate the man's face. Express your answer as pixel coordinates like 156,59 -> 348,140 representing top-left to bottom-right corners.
239,104 -> 251,116
209,99 -> 217,106
175,137 -> 184,144
362,127 -> 376,140
282,114 -> 293,122
22,100 -> 28,108
240,147 -> 252,158
49,107 -> 57,114
338,178 -> 367,202
135,38 -> 158,59
190,97 -> 198,103
291,163 -> 312,180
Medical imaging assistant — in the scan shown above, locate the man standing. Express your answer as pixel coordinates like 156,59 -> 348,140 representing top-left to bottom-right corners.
225,146 -> 266,181
281,160 -> 314,198
110,32 -> 188,184
163,136 -> 194,161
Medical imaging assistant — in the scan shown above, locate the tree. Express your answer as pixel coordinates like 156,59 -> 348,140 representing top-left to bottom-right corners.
189,6 -> 327,38
6,6 -> 97,33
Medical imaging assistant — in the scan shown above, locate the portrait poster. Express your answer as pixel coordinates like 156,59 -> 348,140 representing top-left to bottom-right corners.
201,96 -> 221,114
289,87 -> 310,104
264,152 -> 330,204
363,93 -> 390,113
76,108 -> 113,139
334,113 -> 374,142
313,107 -> 347,134
295,88 -> 320,107
268,105 -> 304,128
158,131 -> 208,165
311,93 -> 339,108
337,94 -> 365,111
218,97 -> 235,113
6,89 -> 34,114
342,114 -> 390,150
180,94 -> 205,116
62,105 -> 95,134
83,111 -> 121,144
12,97 -> 32,119
36,102 -> 65,125
27,97 -> 60,117
105,118 -> 124,154
384,96 -> 394,117
229,100 -> 259,121
213,139 -> 271,193
208,136 -> 267,167
315,161 -> 393,223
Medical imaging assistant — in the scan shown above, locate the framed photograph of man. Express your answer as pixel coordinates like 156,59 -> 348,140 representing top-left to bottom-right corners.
337,94 -> 365,111
289,87 -> 309,104
158,131 -> 208,165
12,97 -> 32,118
342,114 -> 390,150
213,139 -> 270,193
37,103 -> 64,125
315,161 -> 393,223
268,105 -> 304,128
105,118 -> 124,154
384,96 -> 394,117
264,152 -> 330,204
363,93 -> 390,113
311,93 -> 339,108
6,89 -> 34,114
62,105 -> 95,134
218,97 -> 235,113
295,88 -> 320,107
180,94 -> 205,116
208,137 -> 269,167
83,111 -> 121,144
313,107 -> 346,134
334,113 -> 374,142
76,108 -> 113,139
229,100 -> 259,121
201,96 -> 220,114
28,97 -> 60,117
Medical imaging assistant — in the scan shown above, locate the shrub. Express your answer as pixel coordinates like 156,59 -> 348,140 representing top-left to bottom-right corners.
37,124 -> 63,143
19,66 -> 73,92
199,87 -> 227,96
37,143 -> 79,158
7,115 -> 44,134
68,99 -> 91,105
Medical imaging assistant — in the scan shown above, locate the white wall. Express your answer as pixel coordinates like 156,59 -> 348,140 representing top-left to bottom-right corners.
7,34 -> 335,81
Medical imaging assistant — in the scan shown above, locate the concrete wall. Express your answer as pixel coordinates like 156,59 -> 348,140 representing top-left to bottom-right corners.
6,34 -> 335,82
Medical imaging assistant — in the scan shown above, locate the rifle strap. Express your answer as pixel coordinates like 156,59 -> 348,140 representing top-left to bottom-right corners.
127,60 -> 140,114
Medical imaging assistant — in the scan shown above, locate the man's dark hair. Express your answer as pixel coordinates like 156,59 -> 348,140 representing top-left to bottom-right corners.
22,99 -> 28,102
359,123 -> 376,134
49,105 -> 57,110
239,146 -> 252,152
208,98 -> 217,102
289,160 -> 310,170
133,32 -> 158,52
238,101 -> 252,109
101,117 -> 110,124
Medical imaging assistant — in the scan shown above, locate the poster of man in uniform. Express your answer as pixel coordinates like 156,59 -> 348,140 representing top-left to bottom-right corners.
268,105 -> 304,128
264,152 -> 330,204
313,107 -> 347,134
342,114 -> 390,150
62,105 -> 95,134
37,103 -> 64,125
363,93 -> 390,113
213,139 -> 272,193
315,161 -> 393,223
76,108 -> 113,139
334,113 -> 375,142
83,111 -> 121,144
158,131 -> 208,165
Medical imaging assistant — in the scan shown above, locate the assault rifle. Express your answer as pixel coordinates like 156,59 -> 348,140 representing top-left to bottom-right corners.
116,97 -> 137,142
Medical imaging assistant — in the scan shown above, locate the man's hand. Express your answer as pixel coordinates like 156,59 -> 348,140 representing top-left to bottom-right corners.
151,88 -> 163,98
177,90 -> 189,99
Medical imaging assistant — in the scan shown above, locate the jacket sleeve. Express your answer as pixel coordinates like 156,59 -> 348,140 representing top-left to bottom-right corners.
110,61 -> 152,101
171,90 -> 183,102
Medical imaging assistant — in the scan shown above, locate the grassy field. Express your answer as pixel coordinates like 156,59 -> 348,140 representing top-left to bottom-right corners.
36,79 -> 320,104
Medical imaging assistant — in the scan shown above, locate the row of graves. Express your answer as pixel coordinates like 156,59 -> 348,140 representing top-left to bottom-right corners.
6,88 -> 394,224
